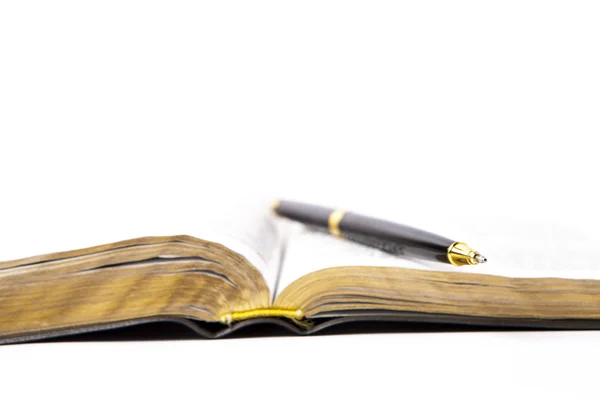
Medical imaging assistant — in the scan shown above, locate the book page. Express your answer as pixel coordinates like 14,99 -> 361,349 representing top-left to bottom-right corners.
190,205 -> 283,293
275,215 -> 600,297
0,198 -> 282,293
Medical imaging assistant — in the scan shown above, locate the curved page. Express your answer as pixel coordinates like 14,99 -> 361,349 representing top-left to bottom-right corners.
275,214 -> 600,298
0,199 -> 282,294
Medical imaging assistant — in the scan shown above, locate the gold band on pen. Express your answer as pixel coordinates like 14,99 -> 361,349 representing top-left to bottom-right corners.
328,210 -> 346,237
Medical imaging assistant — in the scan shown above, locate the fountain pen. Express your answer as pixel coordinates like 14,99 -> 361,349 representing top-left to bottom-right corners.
272,200 -> 487,266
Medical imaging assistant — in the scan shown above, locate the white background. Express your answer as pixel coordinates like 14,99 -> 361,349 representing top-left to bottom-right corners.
1,1 -> 599,399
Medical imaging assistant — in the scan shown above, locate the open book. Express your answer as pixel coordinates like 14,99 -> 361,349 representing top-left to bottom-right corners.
1,202 -> 600,344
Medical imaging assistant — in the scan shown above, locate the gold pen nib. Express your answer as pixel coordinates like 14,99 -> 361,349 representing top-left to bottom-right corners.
447,242 -> 487,266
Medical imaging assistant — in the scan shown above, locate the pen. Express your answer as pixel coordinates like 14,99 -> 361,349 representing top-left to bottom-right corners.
272,200 -> 487,266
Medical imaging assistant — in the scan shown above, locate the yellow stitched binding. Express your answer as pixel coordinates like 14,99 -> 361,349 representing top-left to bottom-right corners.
219,308 -> 304,324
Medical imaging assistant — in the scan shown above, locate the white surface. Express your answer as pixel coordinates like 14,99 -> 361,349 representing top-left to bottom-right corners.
2,332 -> 600,399
1,1 -> 599,399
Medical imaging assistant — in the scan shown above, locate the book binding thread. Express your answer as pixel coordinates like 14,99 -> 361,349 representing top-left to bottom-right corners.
220,308 -> 304,324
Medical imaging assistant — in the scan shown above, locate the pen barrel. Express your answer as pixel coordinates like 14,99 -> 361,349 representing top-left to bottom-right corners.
275,201 -> 333,227
339,213 -> 454,263
274,200 -> 455,263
